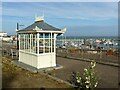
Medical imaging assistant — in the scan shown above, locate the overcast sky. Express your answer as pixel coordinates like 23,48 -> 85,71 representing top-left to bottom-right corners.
2,2 -> 118,36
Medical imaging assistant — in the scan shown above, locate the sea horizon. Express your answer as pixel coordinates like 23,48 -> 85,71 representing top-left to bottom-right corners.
57,35 -> 118,39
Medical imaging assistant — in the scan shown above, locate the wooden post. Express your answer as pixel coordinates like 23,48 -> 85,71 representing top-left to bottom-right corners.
34,34 -> 36,53
30,34 -> 31,52
49,33 -> 50,53
25,34 -> 27,50
51,32 -> 52,53
18,34 -> 20,50
37,33 -> 39,54
43,33 -> 45,53
31,34 -> 33,52
24,34 -> 25,50
54,34 -> 57,53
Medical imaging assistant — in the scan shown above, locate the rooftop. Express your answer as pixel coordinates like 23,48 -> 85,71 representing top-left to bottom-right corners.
19,16 -> 61,32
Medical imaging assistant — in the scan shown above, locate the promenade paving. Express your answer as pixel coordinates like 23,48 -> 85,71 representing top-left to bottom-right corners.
47,57 -> 119,88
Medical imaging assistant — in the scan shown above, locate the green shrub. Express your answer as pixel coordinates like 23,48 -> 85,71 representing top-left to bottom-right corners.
71,61 -> 98,89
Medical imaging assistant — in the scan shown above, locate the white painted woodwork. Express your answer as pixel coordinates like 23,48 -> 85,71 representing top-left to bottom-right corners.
17,18 -> 66,69
19,50 -> 56,69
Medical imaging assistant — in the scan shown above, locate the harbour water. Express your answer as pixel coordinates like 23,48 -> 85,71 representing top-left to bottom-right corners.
57,36 -> 119,50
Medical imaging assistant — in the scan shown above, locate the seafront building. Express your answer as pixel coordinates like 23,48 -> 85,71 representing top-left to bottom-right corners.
0,32 -> 14,42
16,16 -> 66,69
0,32 -> 7,37
0,32 -> 7,41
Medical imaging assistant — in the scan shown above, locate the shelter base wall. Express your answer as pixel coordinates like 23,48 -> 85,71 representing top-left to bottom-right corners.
19,51 -> 56,69
19,51 -> 38,68
37,53 -> 56,69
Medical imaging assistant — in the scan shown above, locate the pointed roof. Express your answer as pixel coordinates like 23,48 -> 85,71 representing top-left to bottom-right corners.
17,16 -> 66,35
18,16 -> 61,33
21,20 -> 61,31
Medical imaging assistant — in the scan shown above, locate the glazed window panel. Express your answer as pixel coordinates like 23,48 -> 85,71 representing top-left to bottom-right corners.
39,39 -> 43,46
45,33 -> 50,39
20,34 -> 24,50
33,34 -> 37,53
52,39 -> 54,52
45,39 -> 50,53
31,34 -> 33,53
39,33 -> 43,38
24,34 -> 29,51
19,33 -> 56,54
39,39 -> 43,53
25,34 -> 27,51
27,34 -> 30,52
30,34 -> 37,53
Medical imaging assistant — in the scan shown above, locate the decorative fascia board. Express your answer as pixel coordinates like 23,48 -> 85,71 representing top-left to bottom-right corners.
61,27 -> 67,33
33,26 -> 42,31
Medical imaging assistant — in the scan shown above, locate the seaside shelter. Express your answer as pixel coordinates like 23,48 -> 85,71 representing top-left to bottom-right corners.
16,16 -> 66,69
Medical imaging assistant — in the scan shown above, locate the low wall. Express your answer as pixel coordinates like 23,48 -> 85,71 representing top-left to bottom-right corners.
37,53 -> 56,69
19,50 -> 56,69
19,51 -> 38,68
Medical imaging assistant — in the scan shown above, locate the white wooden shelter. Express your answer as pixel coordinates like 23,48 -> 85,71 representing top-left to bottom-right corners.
17,16 -> 66,69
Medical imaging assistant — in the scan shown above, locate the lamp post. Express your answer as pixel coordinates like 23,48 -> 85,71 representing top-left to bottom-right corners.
16,22 -> 24,50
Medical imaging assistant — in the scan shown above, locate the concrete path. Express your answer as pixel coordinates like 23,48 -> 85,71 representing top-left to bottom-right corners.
47,57 -> 119,88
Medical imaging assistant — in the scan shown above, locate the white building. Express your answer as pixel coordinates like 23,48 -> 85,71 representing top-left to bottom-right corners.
0,32 -> 13,42
17,16 -> 66,69
0,32 -> 7,37
2,36 -> 13,42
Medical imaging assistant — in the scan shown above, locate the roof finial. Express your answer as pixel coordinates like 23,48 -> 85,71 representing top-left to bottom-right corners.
35,13 -> 44,22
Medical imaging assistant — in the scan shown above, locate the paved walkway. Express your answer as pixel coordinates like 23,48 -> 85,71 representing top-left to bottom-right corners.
47,57 -> 119,88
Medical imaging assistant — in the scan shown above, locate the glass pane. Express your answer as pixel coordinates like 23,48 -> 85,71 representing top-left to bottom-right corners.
45,39 -> 49,46
39,39 -> 43,46
35,35 -> 37,53
45,33 -> 49,38
31,34 -> 33,53
26,34 -> 29,50
25,34 -> 27,51
20,34 -> 24,50
39,33 -> 43,38
45,46 -> 49,53
52,39 -> 54,52
39,47 -> 43,53
32,34 -> 37,53
52,33 -> 54,38
39,39 -> 43,53
28,34 -> 30,52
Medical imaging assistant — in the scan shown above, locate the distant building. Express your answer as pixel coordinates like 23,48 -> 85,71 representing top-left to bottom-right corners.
0,32 -> 7,37
0,32 -> 14,42
2,36 -> 13,42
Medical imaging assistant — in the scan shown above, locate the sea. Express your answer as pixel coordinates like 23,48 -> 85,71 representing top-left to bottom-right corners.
57,36 -> 118,40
